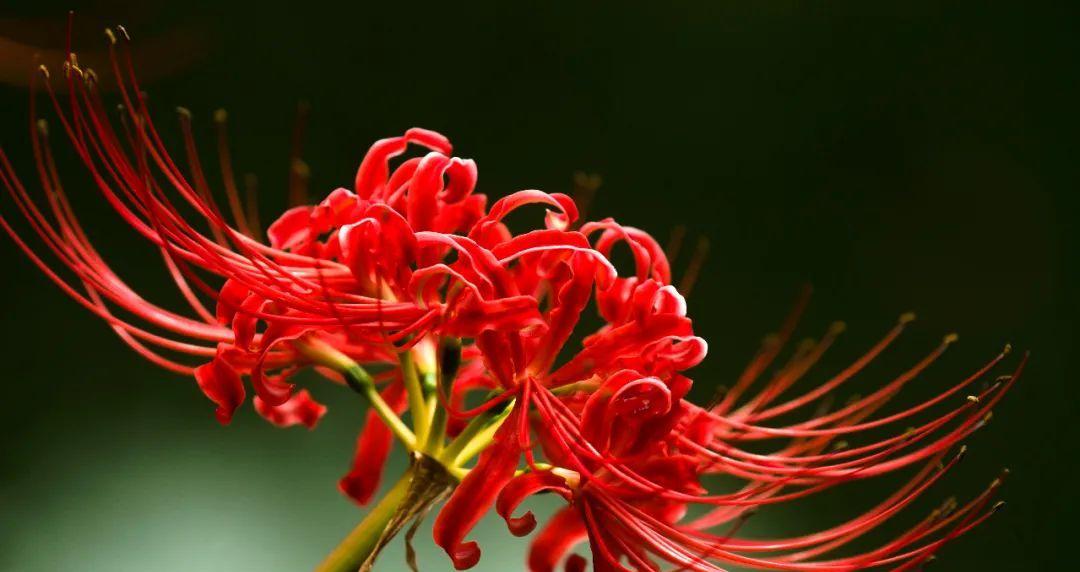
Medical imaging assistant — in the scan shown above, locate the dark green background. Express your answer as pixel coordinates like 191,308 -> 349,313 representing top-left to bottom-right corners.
1,2 -> 1074,570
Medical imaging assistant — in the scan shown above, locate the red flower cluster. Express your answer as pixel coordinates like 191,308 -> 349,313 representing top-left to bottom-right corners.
0,32 -> 1021,572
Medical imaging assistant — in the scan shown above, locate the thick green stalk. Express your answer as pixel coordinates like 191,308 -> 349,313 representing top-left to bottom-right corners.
314,466 -> 416,572
399,352 -> 430,444
294,336 -> 416,449
346,365 -> 417,449
423,376 -> 447,455
439,397 -> 514,467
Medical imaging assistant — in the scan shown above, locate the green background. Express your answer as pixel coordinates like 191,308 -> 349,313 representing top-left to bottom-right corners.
0,2 -> 1074,570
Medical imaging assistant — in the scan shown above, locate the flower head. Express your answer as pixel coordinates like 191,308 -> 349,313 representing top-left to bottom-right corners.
0,26 -> 1022,572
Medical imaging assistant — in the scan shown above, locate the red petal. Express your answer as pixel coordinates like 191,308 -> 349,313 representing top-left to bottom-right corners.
354,128 -> 452,199
354,137 -> 409,199
404,127 -> 452,154
407,152 -> 452,231
496,471 -> 572,536
527,506 -> 586,572
433,409 -> 521,569
471,190 -> 578,246
194,350 -> 245,425
584,221 -> 671,284
339,382 -> 407,505
266,206 -> 315,250
254,389 -> 326,429
215,278 -> 250,325
442,157 -> 478,203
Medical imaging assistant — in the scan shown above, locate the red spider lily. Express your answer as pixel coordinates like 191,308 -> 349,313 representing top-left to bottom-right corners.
495,303 -> 1023,571
0,23 -> 1021,572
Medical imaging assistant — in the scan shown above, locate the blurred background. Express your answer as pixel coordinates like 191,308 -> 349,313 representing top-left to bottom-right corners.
0,1 -> 1075,570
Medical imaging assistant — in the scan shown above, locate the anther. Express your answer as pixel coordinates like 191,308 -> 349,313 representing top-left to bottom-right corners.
943,332 -> 959,345
899,312 -> 917,324
38,65 -> 50,79
678,235 -> 710,296
292,158 -> 310,178
967,395 -> 980,404
105,28 -> 117,45
829,321 -> 847,335
176,107 -> 192,119
991,501 -> 1007,514
214,108 -> 228,123
666,225 -> 687,260
940,497 -> 958,517
35,119 -> 48,136
116,25 -> 130,41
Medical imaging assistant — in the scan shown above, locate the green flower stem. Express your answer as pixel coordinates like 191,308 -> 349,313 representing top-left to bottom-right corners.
450,410 -> 511,465
422,338 -> 460,456
399,352 -> 431,445
438,397 -> 515,467
423,380 -> 448,456
313,465 -> 417,572
295,337 -> 416,449
344,365 -> 417,450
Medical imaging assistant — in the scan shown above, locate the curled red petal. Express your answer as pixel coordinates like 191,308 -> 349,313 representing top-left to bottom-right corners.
355,128 -> 452,199
442,157 -> 478,203
564,554 -> 587,572
194,350 -> 245,425
584,220 -> 671,284
254,388 -> 326,429
339,382 -> 407,505
215,278 -> 250,325
527,506 -> 587,572
405,127 -> 453,154
496,471 -> 573,536
434,409 -> 521,569
407,152 -> 452,231
443,295 -> 545,338
471,190 -> 578,245
249,327 -> 311,406
610,376 -> 672,419
266,206 -> 315,250
231,294 -> 265,351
